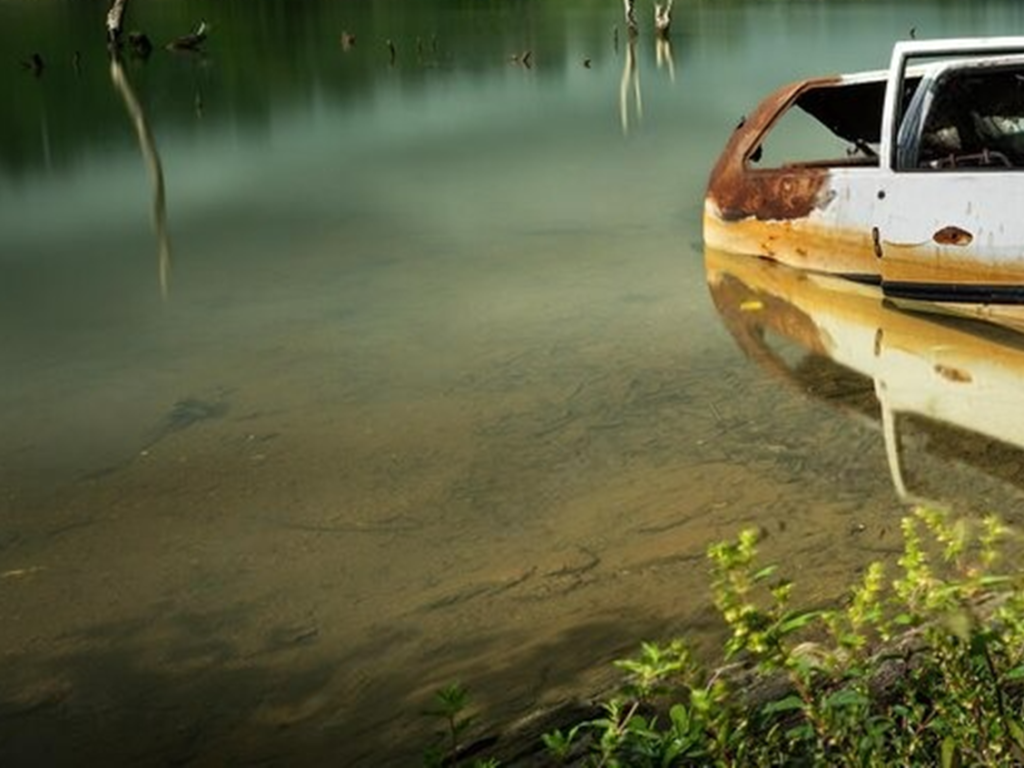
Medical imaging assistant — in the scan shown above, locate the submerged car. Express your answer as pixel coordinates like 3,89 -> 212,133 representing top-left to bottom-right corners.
703,36 -> 1024,330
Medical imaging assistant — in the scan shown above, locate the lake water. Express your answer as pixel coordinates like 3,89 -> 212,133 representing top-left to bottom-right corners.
4,1 -> 1024,765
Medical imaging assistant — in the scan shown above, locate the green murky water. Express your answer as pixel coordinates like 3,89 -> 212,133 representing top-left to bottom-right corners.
3,1 -> 1024,764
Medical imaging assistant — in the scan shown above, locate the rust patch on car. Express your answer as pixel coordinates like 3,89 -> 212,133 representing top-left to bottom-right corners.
932,226 -> 973,246
714,169 -> 831,223
877,245 -> 1024,286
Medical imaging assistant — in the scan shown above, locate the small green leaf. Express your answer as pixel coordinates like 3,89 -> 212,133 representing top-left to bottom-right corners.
785,722 -> 815,742
668,703 -> 690,732
824,688 -> 869,710
779,610 -> 822,634
941,735 -> 960,768
762,694 -> 805,715
978,575 -> 1011,586
1008,717 -> 1024,748
838,632 -> 866,649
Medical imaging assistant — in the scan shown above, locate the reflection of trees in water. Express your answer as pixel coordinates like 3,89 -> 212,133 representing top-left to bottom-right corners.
110,54 -> 172,299
0,0 -> 688,176
656,34 -> 675,83
619,36 -> 642,135
619,28 -> 677,135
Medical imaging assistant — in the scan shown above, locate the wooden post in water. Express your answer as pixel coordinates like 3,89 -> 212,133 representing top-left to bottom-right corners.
623,0 -> 638,37
655,0 -> 673,38
107,0 -> 129,46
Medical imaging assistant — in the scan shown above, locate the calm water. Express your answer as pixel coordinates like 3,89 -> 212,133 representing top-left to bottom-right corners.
4,1 -> 1024,765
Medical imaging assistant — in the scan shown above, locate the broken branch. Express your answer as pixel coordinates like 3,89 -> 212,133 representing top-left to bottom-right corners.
106,0 -> 129,46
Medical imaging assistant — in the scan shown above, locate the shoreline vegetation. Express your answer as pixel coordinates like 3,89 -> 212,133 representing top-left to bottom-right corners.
434,507 -> 1024,767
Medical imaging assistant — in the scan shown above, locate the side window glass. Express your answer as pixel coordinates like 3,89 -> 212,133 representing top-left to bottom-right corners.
745,84 -> 881,170
915,67 -> 1024,170
746,105 -> 868,168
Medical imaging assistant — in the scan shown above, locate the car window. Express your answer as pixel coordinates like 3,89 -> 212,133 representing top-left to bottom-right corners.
915,65 -> 1024,170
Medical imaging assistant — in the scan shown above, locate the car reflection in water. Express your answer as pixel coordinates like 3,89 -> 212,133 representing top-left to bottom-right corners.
705,247 -> 1024,509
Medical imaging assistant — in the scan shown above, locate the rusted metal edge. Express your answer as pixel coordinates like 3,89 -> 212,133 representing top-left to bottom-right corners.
706,77 -> 841,223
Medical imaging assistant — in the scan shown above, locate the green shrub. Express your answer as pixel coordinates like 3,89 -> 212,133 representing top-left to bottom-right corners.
541,507 -> 1024,767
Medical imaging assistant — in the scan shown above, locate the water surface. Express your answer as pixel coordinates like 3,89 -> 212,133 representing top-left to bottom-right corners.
4,1 -> 1024,764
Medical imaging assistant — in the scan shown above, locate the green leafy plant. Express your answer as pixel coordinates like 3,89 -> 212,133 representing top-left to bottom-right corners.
533,506 -> 1024,767
422,682 -> 499,768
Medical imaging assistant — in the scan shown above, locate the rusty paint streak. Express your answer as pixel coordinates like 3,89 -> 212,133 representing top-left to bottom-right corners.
934,363 -> 972,383
932,226 -> 974,247
703,208 -> 881,278
877,247 -> 1024,286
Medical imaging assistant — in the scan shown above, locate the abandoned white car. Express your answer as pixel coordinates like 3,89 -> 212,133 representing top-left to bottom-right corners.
703,36 -> 1024,329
